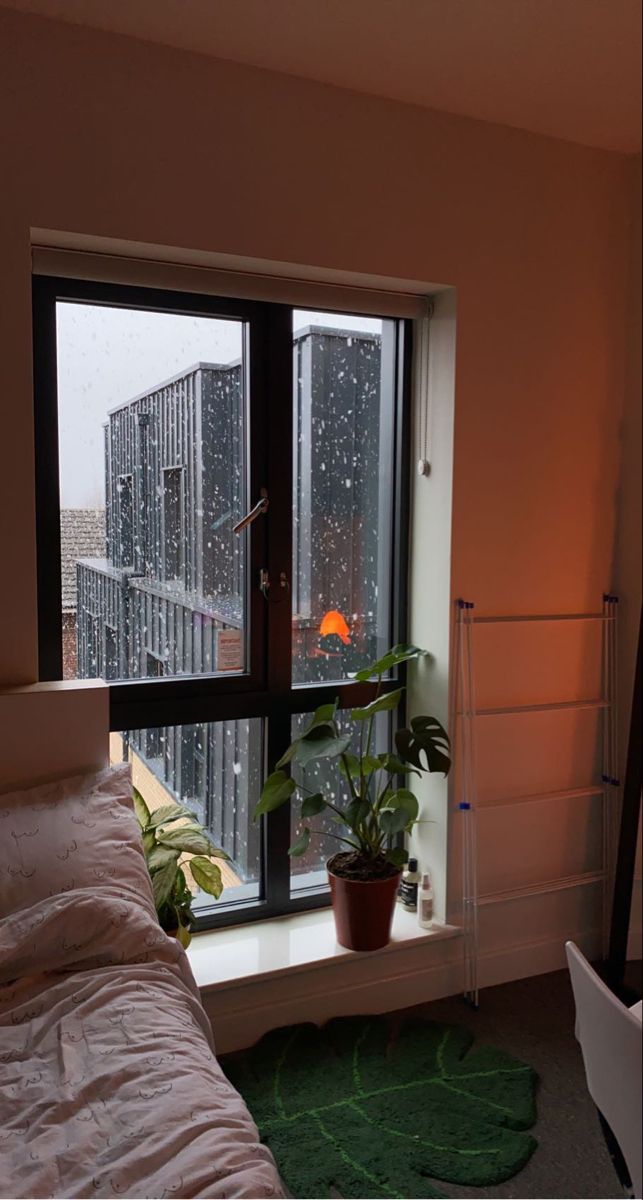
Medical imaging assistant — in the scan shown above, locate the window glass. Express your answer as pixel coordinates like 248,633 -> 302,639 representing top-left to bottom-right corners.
57,302 -> 247,682
292,311 -> 396,685
110,718 -> 262,909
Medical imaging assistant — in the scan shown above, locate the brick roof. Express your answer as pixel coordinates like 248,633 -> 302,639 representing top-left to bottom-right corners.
60,509 -> 106,611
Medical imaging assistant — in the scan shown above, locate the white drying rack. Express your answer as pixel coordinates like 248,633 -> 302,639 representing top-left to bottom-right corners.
454,595 -> 620,1008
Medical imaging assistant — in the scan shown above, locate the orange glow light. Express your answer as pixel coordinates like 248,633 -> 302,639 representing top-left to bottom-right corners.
319,610 -> 351,645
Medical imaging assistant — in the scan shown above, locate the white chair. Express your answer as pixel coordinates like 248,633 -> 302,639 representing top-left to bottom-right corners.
566,941 -> 642,1199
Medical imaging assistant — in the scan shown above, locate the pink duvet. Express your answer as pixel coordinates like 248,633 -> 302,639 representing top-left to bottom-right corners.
0,889 -> 283,1199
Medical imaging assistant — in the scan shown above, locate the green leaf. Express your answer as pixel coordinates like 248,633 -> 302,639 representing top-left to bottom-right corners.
339,752 -> 361,780
221,1016 -> 538,1198
175,922 -> 192,949
354,659 -> 396,683
133,787 -> 151,830
340,752 -> 381,778
381,753 -> 422,778
276,703 -> 340,768
308,701 -> 339,728
147,844 -> 179,873
386,846 -> 410,868
344,798 -> 370,832
151,857 -> 178,912
354,643 -> 428,681
288,827 -> 311,857
301,793 -> 326,818
173,867 -> 191,904
158,825 -> 229,858
385,789 -> 420,823
275,742 -> 298,769
142,829 -> 156,855
379,806 -> 410,836
254,770 -> 296,819
351,688 -> 404,720
190,856 -> 224,899
158,826 -> 211,854
396,715 -> 451,775
294,729 -> 352,767
147,803 -> 198,830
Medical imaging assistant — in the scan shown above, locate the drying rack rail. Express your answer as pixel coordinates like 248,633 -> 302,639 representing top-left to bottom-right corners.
454,595 -> 620,1007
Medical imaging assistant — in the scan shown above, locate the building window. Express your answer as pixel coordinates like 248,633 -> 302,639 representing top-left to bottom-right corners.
116,474 -> 134,567
163,467 -> 184,583
34,276 -> 411,929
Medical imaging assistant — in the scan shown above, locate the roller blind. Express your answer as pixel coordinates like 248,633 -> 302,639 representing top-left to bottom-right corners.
31,245 -> 430,320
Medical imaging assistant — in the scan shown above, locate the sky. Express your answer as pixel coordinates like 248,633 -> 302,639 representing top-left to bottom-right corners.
56,303 -> 381,508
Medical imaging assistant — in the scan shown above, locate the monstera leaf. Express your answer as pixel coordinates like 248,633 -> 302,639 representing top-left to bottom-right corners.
223,1016 -> 538,1200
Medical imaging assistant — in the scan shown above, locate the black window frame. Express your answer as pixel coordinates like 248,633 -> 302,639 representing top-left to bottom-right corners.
33,274 -> 412,931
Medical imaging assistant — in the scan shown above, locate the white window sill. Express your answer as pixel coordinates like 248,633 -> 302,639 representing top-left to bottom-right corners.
187,905 -> 461,992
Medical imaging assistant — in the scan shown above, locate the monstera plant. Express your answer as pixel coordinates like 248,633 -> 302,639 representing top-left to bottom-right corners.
133,788 -> 227,947
254,644 -> 450,951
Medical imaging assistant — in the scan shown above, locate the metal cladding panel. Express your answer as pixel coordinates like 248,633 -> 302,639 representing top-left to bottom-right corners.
106,372 -> 200,582
206,718 -> 261,877
200,365 -> 244,603
76,561 -> 128,681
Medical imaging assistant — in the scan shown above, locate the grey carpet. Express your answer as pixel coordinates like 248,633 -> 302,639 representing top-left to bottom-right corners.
389,969 -> 628,1200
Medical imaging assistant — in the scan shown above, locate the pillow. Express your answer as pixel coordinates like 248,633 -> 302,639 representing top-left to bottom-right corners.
0,763 -> 156,921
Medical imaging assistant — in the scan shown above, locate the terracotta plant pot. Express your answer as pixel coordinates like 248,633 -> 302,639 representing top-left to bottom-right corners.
328,860 -> 402,951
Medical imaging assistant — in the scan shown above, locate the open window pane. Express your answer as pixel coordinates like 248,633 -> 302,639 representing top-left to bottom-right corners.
110,718 -> 262,910
291,311 -> 397,685
57,302 -> 248,682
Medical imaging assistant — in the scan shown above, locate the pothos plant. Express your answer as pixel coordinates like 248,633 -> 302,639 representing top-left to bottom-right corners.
254,644 -> 451,878
133,788 -> 228,946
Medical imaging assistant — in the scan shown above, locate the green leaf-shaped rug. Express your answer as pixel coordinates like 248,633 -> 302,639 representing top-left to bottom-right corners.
222,1017 -> 538,1199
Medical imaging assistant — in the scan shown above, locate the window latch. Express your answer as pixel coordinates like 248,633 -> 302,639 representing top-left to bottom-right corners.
233,489 -> 269,534
259,568 -> 289,602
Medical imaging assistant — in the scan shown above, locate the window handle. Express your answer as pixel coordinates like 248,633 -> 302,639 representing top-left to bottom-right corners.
233,489 -> 269,534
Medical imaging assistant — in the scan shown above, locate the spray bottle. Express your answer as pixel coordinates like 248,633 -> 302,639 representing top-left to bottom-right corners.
418,871 -> 434,929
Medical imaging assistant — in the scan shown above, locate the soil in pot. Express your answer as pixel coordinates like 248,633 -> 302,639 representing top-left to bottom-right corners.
328,851 -> 401,952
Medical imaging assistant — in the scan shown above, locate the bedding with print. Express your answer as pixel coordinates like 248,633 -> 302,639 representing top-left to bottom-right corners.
0,764 -> 282,1200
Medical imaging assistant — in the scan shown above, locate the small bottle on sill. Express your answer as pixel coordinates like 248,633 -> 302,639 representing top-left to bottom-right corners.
418,871 -> 434,929
397,857 -> 420,911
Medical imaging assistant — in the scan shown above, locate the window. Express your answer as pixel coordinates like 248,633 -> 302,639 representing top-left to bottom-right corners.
163,467 -> 184,583
116,475 -> 134,567
34,275 -> 411,929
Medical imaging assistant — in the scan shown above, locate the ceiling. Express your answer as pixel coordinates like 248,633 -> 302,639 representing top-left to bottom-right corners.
3,0 -> 641,152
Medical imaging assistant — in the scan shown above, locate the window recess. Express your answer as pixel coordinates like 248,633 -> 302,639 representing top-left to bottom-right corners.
33,270 -> 412,929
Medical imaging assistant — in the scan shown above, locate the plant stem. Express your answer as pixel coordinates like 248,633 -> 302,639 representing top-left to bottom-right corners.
339,753 -> 359,803
358,721 -> 365,801
315,828 -> 362,852
363,670 -> 384,839
321,797 -> 351,823
375,775 -> 394,813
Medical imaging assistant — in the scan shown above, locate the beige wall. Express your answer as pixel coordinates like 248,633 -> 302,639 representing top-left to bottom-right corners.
0,7 -> 639,977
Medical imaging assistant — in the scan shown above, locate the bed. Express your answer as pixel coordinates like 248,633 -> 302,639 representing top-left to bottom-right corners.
0,763 -> 283,1200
